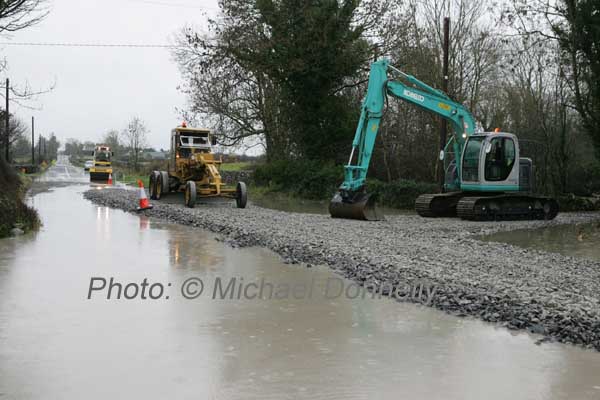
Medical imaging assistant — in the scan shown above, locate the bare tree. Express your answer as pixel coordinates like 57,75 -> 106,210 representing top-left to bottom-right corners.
0,0 -> 50,161
0,0 -> 54,107
173,1 -> 407,161
103,129 -> 122,156
173,20 -> 292,160
500,0 -> 600,160
0,0 -> 48,33
0,112 -> 27,147
415,0 -> 502,113
123,118 -> 148,171
174,36 -> 275,154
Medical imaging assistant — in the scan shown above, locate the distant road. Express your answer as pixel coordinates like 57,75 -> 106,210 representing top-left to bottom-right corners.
38,155 -> 89,183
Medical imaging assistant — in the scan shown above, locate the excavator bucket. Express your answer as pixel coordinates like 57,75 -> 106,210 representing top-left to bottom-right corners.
329,191 -> 383,221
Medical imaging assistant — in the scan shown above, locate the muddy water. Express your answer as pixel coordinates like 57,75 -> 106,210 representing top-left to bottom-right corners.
1,176 -> 600,398
481,221 -> 600,261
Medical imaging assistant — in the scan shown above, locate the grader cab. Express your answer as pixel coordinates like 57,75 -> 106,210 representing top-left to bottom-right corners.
149,124 -> 247,208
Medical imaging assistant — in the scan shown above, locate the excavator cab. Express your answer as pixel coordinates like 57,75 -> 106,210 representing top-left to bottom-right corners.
459,133 -> 520,192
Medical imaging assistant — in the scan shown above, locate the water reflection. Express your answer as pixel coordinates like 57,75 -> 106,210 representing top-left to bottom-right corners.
139,215 -> 150,231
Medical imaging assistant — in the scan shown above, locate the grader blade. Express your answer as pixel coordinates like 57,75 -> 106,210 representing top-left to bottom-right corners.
329,191 -> 383,221
90,172 -> 110,182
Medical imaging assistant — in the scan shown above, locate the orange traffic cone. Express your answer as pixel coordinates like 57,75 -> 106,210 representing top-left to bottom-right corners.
107,173 -> 113,185
136,180 -> 153,211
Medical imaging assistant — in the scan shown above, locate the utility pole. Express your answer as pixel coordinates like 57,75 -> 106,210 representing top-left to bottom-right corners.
38,135 -> 42,161
4,78 -> 9,162
31,117 -> 35,165
438,17 -> 450,191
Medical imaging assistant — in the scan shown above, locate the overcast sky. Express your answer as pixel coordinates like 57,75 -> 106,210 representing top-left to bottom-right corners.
3,0 -> 219,150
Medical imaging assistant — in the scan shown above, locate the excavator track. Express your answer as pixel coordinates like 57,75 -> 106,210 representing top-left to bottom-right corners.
457,194 -> 559,221
415,192 -> 464,218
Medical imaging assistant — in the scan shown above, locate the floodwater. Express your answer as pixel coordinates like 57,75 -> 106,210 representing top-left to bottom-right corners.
36,159 -> 88,183
481,221 -> 600,262
1,160 -> 600,399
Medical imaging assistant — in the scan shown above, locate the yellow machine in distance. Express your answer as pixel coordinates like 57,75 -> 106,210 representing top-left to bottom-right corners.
89,145 -> 113,181
149,124 -> 247,208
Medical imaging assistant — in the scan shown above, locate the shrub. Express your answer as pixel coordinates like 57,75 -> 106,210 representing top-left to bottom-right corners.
254,160 -> 438,207
366,179 -> 439,209
254,160 -> 343,199
0,157 -> 20,191
566,162 -> 600,196
557,194 -> 600,212
0,158 -> 40,237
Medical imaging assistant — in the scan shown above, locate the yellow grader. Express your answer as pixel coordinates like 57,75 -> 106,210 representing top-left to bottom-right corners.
149,124 -> 247,208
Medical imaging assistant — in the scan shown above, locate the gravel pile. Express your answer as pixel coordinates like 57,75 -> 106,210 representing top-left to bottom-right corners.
85,188 -> 600,351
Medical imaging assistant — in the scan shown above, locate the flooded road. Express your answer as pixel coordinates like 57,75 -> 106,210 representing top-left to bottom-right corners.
1,162 -> 600,399
37,156 -> 88,183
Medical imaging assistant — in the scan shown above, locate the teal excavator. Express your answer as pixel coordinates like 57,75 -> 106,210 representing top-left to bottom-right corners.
329,59 -> 559,221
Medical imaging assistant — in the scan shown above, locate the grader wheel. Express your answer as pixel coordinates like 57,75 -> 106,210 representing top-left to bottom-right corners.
155,175 -> 163,200
159,171 -> 170,195
236,182 -> 247,209
185,181 -> 197,208
149,171 -> 160,200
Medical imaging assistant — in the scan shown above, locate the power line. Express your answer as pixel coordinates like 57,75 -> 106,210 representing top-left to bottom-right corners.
0,42 -> 180,48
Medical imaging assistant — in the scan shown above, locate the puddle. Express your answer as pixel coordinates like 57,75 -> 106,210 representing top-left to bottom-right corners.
481,221 -> 600,261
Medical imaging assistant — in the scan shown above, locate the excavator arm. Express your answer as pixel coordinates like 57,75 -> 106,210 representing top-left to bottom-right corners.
329,58 -> 476,220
